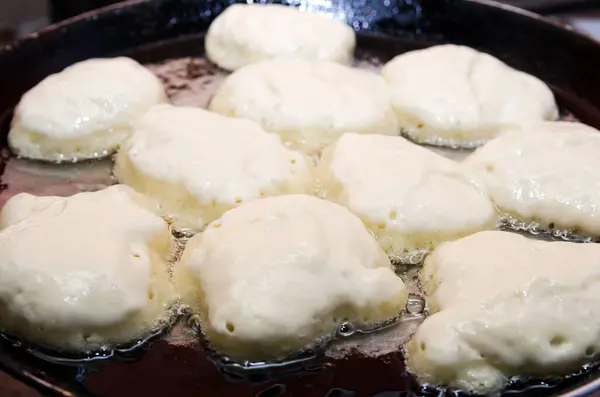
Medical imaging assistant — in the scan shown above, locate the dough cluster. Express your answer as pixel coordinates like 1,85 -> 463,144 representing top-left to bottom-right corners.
209,58 -> 398,154
5,13 -> 597,391
114,104 -> 312,229
205,4 -> 356,71
9,57 -> 168,162
382,45 -> 558,147
318,133 -> 497,257
177,194 -> 408,361
0,185 -> 174,351
407,231 -> 600,394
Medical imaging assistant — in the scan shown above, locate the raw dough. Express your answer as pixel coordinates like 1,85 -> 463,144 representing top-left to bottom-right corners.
407,231 -> 600,394
205,3 -> 355,71
9,57 -> 168,162
209,58 -> 398,154
463,121 -> 600,236
114,104 -> 312,229
177,194 -> 407,361
317,133 -> 497,257
382,45 -> 558,147
0,185 -> 175,351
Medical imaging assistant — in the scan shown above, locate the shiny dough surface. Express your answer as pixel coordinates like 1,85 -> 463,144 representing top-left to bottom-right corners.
9,57 -> 168,162
382,44 -> 558,147
0,185 -> 174,351
115,104 -> 312,229
318,133 -> 497,257
205,3 -> 356,71
209,58 -> 398,154
177,194 -> 408,361
408,231 -> 600,393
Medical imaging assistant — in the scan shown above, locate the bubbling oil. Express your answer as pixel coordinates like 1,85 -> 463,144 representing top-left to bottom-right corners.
498,214 -> 600,243
0,305 -> 179,365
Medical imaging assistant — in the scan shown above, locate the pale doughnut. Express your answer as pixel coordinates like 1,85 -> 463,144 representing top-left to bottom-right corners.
205,3 -> 355,71
463,121 -> 600,236
0,185 -> 174,351
114,104 -> 312,229
209,58 -> 398,154
317,133 -> 497,257
177,194 -> 407,361
382,45 -> 558,147
408,231 -> 600,394
9,57 -> 168,162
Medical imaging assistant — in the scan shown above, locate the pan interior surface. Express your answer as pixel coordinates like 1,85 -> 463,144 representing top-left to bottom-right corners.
2,1 -> 600,397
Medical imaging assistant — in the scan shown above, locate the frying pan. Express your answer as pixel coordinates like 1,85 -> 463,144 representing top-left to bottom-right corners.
1,0 -> 600,396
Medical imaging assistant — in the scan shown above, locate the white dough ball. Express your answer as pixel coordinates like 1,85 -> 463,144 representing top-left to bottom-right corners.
407,231 -> 600,394
114,104 -> 312,229
209,58 -> 398,154
0,185 -> 175,351
9,57 -> 168,162
382,45 -> 558,147
205,3 -> 356,71
177,194 -> 407,361
317,133 -> 497,258
463,121 -> 600,236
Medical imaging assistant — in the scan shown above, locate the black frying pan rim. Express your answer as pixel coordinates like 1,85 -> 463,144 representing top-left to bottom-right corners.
467,0 -> 600,44
2,0 -> 600,396
3,0 -> 600,55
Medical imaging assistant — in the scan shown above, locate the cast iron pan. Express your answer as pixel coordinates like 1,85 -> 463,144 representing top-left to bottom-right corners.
2,0 -> 600,396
